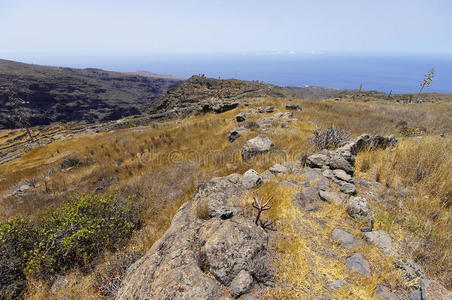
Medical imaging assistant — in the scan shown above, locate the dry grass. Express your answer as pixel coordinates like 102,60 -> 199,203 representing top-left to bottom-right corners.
249,180 -> 406,299
355,136 -> 452,288
0,97 -> 451,298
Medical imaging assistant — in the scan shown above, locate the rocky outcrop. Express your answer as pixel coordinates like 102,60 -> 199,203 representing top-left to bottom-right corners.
116,173 -> 271,300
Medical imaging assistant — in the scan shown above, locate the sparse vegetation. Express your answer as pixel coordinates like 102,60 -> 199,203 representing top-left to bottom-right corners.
0,96 -> 451,298
311,125 -> 350,149
0,194 -> 140,299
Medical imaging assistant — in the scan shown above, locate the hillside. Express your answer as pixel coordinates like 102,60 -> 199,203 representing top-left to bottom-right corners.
148,75 -> 295,114
0,59 -> 183,129
0,95 -> 451,299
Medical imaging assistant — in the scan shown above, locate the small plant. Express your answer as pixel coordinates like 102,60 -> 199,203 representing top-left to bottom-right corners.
415,68 -> 434,103
311,126 -> 350,149
252,195 -> 272,225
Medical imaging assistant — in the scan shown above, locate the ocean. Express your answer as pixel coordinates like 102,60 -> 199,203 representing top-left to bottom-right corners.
18,52 -> 452,94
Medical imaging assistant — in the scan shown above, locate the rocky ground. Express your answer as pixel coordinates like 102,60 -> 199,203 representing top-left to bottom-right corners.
114,107 -> 451,299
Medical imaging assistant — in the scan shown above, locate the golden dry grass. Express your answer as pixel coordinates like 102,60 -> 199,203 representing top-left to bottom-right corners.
355,136 -> 452,288
0,97 -> 450,298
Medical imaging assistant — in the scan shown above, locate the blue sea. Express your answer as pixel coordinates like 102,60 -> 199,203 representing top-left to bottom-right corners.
17,52 -> 452,94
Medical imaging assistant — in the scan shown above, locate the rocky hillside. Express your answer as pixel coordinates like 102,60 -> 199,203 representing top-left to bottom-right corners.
117,131 -> 451,299
0,96 -> 450,299
148,75 -> 294,115
0,59 -> 183,129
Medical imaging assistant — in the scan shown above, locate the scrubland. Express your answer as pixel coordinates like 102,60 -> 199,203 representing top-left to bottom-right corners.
0,97 -> 450,299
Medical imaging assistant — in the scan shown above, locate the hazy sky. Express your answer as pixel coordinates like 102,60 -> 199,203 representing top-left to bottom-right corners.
0,0 -> 451,58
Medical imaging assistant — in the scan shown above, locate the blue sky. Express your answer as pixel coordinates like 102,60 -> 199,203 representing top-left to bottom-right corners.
0,0 -> 451,58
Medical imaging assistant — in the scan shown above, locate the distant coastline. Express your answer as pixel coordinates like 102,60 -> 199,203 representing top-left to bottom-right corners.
3,53 -> 452,94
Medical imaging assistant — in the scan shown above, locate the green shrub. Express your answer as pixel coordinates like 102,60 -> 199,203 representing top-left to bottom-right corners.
0,218 -> 39,299
0,194 -> 140,299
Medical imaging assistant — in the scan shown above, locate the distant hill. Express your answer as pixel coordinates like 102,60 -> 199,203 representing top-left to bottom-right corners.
0,59 -> 183,129
148,75 -> 294,113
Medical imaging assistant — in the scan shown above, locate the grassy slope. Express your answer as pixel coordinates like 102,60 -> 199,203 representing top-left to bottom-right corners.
0,97 -> 450,298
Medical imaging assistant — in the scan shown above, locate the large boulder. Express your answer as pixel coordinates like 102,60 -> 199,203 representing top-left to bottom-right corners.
199,218 -> 267,285
116,176 -> 269,300
241,136 -> 275,160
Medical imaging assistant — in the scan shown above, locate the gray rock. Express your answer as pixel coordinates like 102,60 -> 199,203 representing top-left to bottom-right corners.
200,218 -> 268,285
361,227 -> 373,232
269,163 -> 288,174
117,175 -> 262,300
409,289 -> 422,300
346,253 -> 371,275
395,259 -> 425,281
192,177 -> 245,220
319,191 -> 348,204
347,197 -> 373,226
242,169 -> 262,189
363,230 -> 396,255
333,169 -> 353,183
374,285 -> 401,300
260,170 -> 275,183
340,182 -> 357,195
328,153 -> 354,175
241,136 -> 275,160
285,104 -> 302,111
257,106 -> 274,113
236,112 -> 246,122
212,101 -> 239,113
327,279 -> 345,290
307,153 -> 329,168
281,161 -> 294,173
293,186 -> 320,212
322,168 -> 334,179
420,279 -> 452,300
230,270 -> 254,298
280,180 -> 302,188
332,229 -> 356,249
229,127 -> 249,142
304,168 -> 330,190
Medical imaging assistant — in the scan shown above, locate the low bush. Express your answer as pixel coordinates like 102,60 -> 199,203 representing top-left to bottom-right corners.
0,194 -> 140,299
311,126 -> 350,149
